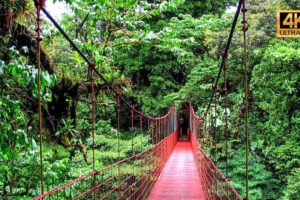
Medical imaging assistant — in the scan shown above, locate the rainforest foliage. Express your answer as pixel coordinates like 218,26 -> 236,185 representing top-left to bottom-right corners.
0,0 -> 299,199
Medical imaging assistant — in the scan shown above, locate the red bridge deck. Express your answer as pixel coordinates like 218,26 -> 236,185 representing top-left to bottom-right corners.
149,141 -> 205,200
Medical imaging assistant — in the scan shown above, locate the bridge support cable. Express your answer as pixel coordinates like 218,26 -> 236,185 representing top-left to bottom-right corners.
140,113 -> 143,150
214,87 -> 219,164
242,0 -> 250,199
223,53 -> 230,182
89,63 -> 97,200
209,109 -> 212,157
147,118 -> 150,148
204,0 -> 243,118
116,93 -> 121,173
36,0 -> 45,197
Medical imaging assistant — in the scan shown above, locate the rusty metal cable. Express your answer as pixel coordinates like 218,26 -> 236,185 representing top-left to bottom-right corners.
208,110 -> 212,156
204,0 -> 243,117
242,0 -> 249,199
90,63 -> 96,171
90,63 -> 96,200
147,118 -> 150,148
36,0 -> 45,195
140,113 -> 143,150
214,87 -> 218,163
116,93 -> 121,161
131,105 -> 135,175
223,53 -> 229,180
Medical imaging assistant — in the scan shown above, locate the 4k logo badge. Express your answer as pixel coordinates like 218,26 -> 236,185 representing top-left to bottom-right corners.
277,10 -> 300,37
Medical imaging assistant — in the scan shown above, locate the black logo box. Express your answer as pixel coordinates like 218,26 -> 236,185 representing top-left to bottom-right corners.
279,12 -> 300,29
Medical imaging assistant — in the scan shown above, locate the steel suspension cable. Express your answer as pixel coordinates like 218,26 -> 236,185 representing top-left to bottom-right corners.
214,90 -> 219,192
242,0 -> 249,199
223,53 -> 229,180
161,118 -> 163,141
155,119 -> 158,144
131,105 -> 135,175
36,0 -> 45,196
155,120 -> 158,144
34,2 -> 160,120
208,110 -> 212,156
90,63 -> 96,200
204,0 -> 243,117
152,120 -> 155,145
209,80 -> 214,157
162,118 -> 164,140
116,93 -> 121,174
147,118 -> 150,148
90,64 -> 96,169
158,118 -> 161,142
162,118 -> 163,141
204,118 -> 207,150
140,113 -> 143,150
214,87 -> 218,163
210,80 -> 214,160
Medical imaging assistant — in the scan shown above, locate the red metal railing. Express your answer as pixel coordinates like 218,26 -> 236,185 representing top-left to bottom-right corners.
190,106 -> 242,200
33,104 -> 242,200
33,109 -> 178,200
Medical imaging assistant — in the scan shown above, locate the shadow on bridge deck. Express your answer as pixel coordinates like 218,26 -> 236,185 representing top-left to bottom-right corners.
149,141 -> 205,200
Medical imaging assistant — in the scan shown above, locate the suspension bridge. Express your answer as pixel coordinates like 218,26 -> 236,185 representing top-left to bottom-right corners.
33,0 -> 249,199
